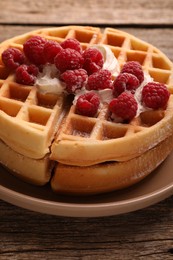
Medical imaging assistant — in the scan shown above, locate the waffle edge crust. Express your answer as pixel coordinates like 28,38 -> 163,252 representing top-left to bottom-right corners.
0,25 -> 173,195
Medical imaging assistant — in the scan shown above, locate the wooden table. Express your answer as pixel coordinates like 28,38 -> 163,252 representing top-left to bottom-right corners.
1,1 -> 173,259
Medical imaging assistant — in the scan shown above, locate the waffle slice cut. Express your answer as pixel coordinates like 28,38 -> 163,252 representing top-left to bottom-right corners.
51,95 -> 173,166
0,80 -> 64,159
0,26 -> 102,159
0,26 -> 173,193
51,134 -> 173,195
50,27 -> 173,166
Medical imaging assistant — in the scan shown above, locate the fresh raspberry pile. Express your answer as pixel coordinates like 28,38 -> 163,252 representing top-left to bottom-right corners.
87,69 -> 112,90
60,38 -> 82,54
76,92 -> 100,117
121,61 -> 144,84
23,36 -> 47,65
142,82 -> 170,109
2,48 -> 25,70
61,69 -> 88,94
83,48 -> 104,75
44,40 -> 62,64
16,64 -> 39,85
113,72 -> 139,96
1,35 -> 171,120
54,48 -> 84,73
109,92 -> 138,121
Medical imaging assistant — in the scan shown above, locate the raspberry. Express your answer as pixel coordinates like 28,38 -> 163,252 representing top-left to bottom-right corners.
142,82 -> 170,109
87,69 -> 113,90
61,38 -> 82,53
113,72 -> 140,96
83,48 -> 104,75
54,48 -> 84,73
109,92 -> 138,121
121,61 -> 144,84
15,64 -> 39,85
76,92 -> 100,117
61,69 -> 88,94
2,48 -> 25,70
43,40 -> 62,64
23,36 -> 47,65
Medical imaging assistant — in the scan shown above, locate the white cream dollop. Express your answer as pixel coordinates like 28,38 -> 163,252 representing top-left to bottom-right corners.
134,72 -> 154,116
92,44 -> 120,77
36,64 -> 65,95
72,44 -> 120,106
97,89 -> 114,104
35,44 -> 120,95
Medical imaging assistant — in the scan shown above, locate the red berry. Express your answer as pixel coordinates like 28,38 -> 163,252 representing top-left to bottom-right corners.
109,92 -> 138,121
142,82 -> 170,109
83,48 -> 104,75
61,38 -> 82,53
23,36 -> 47,65
121,61 -> 144,84
2,47 -> 25,70
113,72 -> 140,96
15,64 -> 39,85
76,92 -> 100,117
87,69 -> 113,90
54,48 -> 84,73
61,69 -> 88,94
44,40 -> 62,63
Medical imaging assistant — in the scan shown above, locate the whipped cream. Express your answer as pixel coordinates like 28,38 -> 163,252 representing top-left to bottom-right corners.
109,72 -> 153,123
134,72 -> 153,116
92,44 -> 120,77
35,44 -> 120,95
72,44 -> 120,106
36,64 -> 65,95
35,45 -> 153,120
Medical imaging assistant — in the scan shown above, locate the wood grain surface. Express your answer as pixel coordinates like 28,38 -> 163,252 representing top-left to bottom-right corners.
0,0 -> 173,25
1,197 -> 173,259
1,0 -> 173,259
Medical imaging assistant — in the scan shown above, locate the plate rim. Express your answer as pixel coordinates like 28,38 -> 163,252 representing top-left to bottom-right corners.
1,179 -> 173,217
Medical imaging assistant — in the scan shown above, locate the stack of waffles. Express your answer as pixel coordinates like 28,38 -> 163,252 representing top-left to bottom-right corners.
0,26 -> 173,195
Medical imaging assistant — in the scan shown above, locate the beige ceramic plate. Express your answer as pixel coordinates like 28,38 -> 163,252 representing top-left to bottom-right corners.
1,152 -> 173,217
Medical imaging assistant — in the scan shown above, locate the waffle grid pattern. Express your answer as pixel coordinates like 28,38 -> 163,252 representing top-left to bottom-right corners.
53,27 -> 173,142
47,26 -> 173,166
0,26 -> 173,164
0,72 -> 63,158
100,28 -> 173,91
57,101 -> 167,142
0,26 -> 103,158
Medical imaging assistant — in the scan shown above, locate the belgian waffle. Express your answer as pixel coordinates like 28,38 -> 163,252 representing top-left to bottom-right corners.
51,134 -> 173,195
0,26 -> 173,193
50,27 -> 173,166
0,26 -> 101,159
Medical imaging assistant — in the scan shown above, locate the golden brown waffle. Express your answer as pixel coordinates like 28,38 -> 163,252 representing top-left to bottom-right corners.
51,95 -> 173,166
51,134 -> 173,195
0,26 -> 173,193
0,139 -> 51,185
50,27 -> 173,166
100,28 -> 173,92
0,79 -> 64,158
0,26 -> 101,159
